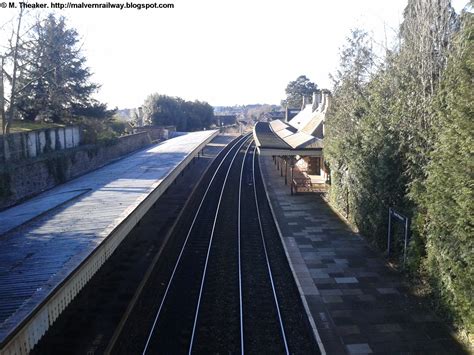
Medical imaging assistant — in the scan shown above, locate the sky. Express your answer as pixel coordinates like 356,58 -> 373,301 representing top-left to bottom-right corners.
0,0 -> 469,109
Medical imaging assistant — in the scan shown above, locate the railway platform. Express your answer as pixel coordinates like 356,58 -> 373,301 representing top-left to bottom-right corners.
0,130 -> 217,354
259,156 -> 464,354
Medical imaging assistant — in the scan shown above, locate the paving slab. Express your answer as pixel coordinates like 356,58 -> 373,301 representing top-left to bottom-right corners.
0,130 -> 217,346
260,156 -> 465,354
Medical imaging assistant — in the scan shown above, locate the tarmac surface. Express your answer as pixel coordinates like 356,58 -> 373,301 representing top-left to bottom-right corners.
260,156 -> 465,354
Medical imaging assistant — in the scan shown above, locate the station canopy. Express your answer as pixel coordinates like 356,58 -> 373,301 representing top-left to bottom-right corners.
253,92 -> 329,157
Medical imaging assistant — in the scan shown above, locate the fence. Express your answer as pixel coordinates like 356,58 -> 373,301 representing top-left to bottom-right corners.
291,177 -> 328,194
387,208 -> 411,267
0,126 -> 81,162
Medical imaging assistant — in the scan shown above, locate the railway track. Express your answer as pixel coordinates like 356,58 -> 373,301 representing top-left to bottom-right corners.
112,135 -> 318,354
141,135 -> 250,353
239,145 -> 288,354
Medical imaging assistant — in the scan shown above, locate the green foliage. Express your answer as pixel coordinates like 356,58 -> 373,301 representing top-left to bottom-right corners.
15,14 -> 113,123
281,75 -> 318,108
79,117 -> 119,145
325,0 -> 472,338
0,118 -> 63,135
108,119 -> 128,136
421,10 -> 474,333
142,94 -> 214,131
70,102 -> 117,121
325,29 -> 406,247
395,0 -> 458,200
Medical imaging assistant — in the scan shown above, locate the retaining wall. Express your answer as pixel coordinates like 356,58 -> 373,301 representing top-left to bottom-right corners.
133,125 -> 176,141
0,132 -> 152,210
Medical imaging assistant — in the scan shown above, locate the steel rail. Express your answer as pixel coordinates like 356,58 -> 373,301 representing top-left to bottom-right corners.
252,145 -> 290,355
142,134 -> 250,355
187,136 -> 252,354
237,141 -> 253,355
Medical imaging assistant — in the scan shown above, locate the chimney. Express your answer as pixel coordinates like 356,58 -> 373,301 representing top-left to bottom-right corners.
137,106 -> 144,126
320,91 -> 331,113
325,91 -> 331,111
312,91 -> 318,112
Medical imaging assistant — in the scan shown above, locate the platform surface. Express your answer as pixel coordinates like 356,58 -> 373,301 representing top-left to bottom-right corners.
260,156 -> 465,354
0,130 -> 216,344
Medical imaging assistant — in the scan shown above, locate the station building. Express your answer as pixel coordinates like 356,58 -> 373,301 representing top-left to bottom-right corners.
253,90 -> 330,192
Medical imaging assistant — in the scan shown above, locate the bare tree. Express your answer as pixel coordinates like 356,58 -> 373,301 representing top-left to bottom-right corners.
1,8 -> 25,135
395,0 -> 459,187
1,56 -> 5,134
6,8 -> 24,134
399,0 -> 458,117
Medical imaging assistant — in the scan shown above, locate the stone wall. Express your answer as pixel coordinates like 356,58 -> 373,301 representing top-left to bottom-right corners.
0,126 -> 81,162
0,132 -> 152,210
133,125 -> 176,141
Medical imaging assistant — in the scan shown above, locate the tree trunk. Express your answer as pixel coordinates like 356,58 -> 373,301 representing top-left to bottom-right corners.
7,8 -> 23,134
1,57 -> 5,135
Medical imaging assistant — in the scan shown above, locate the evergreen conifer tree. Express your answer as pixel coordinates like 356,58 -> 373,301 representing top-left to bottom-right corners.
16,14 -> 108,122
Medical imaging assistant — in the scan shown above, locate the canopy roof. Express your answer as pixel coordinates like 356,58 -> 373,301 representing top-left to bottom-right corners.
253,91 -> 329,156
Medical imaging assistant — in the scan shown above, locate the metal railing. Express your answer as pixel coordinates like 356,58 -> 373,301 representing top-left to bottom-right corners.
291,178 -> 328,194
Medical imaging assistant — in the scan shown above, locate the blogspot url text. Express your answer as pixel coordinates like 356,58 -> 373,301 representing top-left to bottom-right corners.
0,1 -> 175,10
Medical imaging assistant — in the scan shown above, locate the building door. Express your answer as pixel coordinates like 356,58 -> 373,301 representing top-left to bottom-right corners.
308,157 -> 321,175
